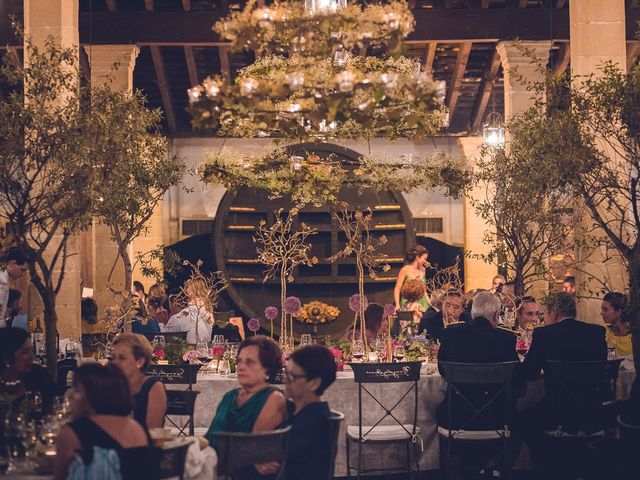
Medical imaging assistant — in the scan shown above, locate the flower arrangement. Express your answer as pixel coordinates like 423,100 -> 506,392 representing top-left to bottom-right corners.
328,346 -> 347,371
211,345 -> 225,359
283,296 -> 302,315
182,350 -> 199,364
295,301 -> 340,325
153,337 -> 190,365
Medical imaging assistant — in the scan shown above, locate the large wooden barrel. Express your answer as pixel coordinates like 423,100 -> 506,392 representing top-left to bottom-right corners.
213,143 -> 416,338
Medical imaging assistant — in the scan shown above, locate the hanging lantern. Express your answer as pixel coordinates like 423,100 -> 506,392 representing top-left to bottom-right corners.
482,112 -> 505,148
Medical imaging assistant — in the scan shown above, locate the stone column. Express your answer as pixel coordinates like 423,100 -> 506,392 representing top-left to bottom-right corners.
570,0 -> 628,323
496,41 -> 553,120
459,136 -> 496,292
86,45 -> 140,321
24,0 -> 82,340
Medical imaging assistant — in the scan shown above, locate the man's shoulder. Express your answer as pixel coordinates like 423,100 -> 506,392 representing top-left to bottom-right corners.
496,325 -> 517,337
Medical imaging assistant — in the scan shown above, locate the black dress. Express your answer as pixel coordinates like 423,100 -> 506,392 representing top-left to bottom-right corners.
68,417 -> 160,480
284,401 -> 332,480
132,377 -> 163,428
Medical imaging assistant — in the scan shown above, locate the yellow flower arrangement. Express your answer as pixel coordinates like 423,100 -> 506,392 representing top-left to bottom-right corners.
295,301 -> 341,325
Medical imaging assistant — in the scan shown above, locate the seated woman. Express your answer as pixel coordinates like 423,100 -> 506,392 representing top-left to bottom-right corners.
601,292 -> 632,357
0,327 -> 56,412
131,307 -> 161,335
281,345 -> 337,480
342,303 -> 384,343
205,336 -> 287,477
54,363 -> 159,480
111,333 -> 166,429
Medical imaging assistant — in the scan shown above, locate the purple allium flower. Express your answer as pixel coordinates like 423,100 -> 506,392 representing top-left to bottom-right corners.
283,296 -> 302,315
349,293 -> 368,312
247,318 -> 261,333
383,303 -> 396,318
264,306 -> 279,321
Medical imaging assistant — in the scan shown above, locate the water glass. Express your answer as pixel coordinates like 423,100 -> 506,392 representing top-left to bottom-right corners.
300,334 -> 313,347
212,335 -> 225,346
218,359 -> 231,376
393,345 -> 405,362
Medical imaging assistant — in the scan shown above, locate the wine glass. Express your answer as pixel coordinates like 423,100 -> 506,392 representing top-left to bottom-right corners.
26,392 -> 43,418
300,334 -> 313,347
352,340 -> 365,362
393,345 -> 405,362
212,335 -> 225,346
40,416 -> 59,457
20,420 -> 38,469
65,341 -> 78,360
196,339 -> 211,365
217,358 -> 231,376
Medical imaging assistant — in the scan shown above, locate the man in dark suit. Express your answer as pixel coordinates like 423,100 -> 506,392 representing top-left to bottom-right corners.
420,291 -> 465,342
520,292 -> 607,426
437,291 -> 519,429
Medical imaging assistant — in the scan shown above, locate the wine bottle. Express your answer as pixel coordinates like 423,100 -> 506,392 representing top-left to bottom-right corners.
33,316 -> 44,355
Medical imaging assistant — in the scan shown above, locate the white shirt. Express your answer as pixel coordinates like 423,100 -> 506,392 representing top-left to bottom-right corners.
0,269 -> 9,323
165,304 -> 212,344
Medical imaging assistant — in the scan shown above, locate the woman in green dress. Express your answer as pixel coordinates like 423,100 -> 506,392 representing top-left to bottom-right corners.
205,336 -> 287,478
394,245 -> 430,311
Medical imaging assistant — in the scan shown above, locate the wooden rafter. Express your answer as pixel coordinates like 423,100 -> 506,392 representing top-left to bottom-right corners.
446,42 -> 472,123
424,42 -> 437,73
554,42 -> 571,74
470,47 -> 500,132
184,46 -> 199,86
628,41 -> 640,69
105,0 -> 117,11
79,47 -> 91,82
219,45 -> 231,83
150,46 -> 177,133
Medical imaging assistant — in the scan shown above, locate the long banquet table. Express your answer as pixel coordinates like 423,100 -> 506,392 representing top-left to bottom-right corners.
169,365 -> 636,476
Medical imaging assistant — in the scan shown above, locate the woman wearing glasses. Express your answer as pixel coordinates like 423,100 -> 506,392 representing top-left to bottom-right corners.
258,345 -> 337,480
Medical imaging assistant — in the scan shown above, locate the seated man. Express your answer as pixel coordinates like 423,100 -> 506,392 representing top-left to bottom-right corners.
520,292 -> 607,429
437,291 -> 519,430
420,291 -> 465,343
515,296 -> 539,330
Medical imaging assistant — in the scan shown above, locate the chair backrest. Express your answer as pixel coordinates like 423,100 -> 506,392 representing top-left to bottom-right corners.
212,426 -> 291,478
348,361 -> 422,441
160,442 -> 191,479
141,331 -> 188,342
327,411 -> 345,480
165,390 -> 200,437
146,364 -> 201,390
546,359 -> 623,433
438,361 -> 519,432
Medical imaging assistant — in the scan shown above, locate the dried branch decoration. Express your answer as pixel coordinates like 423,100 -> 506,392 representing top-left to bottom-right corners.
330,204 -> 390,350
425,256 -> 464,297
254,208 -> 318,346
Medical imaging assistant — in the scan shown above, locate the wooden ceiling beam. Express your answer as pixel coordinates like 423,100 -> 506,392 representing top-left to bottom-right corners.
79,46 -> 91,82
1,9 -> 636,46
184,46 -> 199,86
149,46 -> 177,133
424,42 -> 437,73
218,45 -> 231,83
470,47 -> 500,132
554,42 -> 571,74
446,42 -> 472,123
105,0 -> 117,11
628,41 -> 640,69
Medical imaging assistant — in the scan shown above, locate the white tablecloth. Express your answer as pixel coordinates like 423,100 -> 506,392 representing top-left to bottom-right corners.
170,366 -> 636,476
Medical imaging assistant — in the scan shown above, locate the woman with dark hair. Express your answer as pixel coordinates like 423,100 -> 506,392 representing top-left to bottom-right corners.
205,335 -> 287,447
4,289 -> 27,330
0,327 -> 56,411
281,345 -> 337,480
54,363 -> 158,480
601,292 -> 632,357
342,302 -> 385,342
393,245 -> 429,311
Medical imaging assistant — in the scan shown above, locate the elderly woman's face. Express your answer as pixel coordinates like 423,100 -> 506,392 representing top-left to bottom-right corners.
236,345 -> 268,388
7,338 -> 34,377
111,344 -> 143,379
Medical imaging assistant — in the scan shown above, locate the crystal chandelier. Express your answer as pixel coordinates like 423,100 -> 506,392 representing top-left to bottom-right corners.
187,0 -> 446,141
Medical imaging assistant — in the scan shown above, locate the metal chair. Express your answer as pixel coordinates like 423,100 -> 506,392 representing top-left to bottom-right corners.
327,411 -> 345,480
147,364 -> 201,436
437,361 -> 519,480
345,361 -> 423,479
544,359 -> 623,437
160,441 -> 191,480
211,426 -> 292,480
